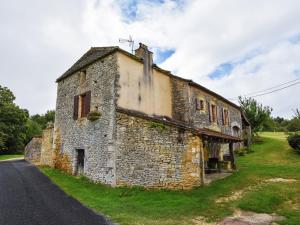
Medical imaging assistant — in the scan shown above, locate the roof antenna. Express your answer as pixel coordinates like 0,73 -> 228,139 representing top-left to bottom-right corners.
119,35 -> 134,54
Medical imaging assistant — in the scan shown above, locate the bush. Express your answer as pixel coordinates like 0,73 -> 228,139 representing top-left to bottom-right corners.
252,134 -> 264,144
87,111 -> 101,121
287,134 -> 300,154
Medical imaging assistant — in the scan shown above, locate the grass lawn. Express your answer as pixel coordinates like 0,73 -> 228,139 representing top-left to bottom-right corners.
40,132 -> 300,225
0,153 -> 24,161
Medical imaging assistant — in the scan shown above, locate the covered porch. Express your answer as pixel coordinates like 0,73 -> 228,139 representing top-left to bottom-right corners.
197,128 -> 242,184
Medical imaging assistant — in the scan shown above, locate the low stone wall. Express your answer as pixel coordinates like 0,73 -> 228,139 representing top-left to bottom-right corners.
24,137 -> 42,163
40,125 -> 54,166
115,112 -> 204,189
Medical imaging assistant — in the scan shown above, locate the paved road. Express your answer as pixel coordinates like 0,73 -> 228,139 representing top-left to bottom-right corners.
0,160 -> 112,225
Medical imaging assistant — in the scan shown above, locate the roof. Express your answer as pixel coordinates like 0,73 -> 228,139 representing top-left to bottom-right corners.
117,107 -> 242,142
56,47 -> 118,82
56,45 -> 240,110
198,128 -> 242,142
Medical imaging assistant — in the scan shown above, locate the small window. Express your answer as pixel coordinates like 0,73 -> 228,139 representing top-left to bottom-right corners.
73,91 -> 91,120
211,104 -> 217,123
196,99 -> 205,110
200,100 -> 204,110
223,109 -> 229,125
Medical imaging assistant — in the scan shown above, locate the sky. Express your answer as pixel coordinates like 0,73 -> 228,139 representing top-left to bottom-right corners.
0,0 -> 300,118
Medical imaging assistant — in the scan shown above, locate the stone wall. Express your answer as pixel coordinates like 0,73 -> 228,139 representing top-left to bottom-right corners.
171,78 -> 190,123
40,125 -> 54,166
54,53 -> 119,184
115,112 -> 203,189
186,86 -> 242,137
24,137 -> 42,163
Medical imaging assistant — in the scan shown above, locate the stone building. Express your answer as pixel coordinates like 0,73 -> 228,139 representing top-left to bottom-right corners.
26,43 -> 250,189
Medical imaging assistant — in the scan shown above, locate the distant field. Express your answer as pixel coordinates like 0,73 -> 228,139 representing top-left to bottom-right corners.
259,131 -> 288,140
40,132 -> 300,225
0,153 -> 24,161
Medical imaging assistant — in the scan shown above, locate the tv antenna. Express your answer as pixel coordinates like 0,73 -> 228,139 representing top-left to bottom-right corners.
119,35 -> 134,53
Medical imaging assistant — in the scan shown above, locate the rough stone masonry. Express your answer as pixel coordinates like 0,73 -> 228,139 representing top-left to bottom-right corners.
25,43 -> 250,189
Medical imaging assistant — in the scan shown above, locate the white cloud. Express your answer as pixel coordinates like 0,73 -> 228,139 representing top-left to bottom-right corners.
0,0 -> 299,118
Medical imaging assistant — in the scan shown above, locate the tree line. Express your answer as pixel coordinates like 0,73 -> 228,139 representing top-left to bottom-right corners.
239,96 -> 300,133
0,85 -> 55,154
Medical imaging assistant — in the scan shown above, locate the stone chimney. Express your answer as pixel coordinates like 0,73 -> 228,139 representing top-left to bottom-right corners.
135,43 -> 153,83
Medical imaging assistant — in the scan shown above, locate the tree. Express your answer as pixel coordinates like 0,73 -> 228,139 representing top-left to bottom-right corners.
0,85 -> 29,152
238,96 -> 272,133
293,108 -> 300,120
31,110 -> 55,129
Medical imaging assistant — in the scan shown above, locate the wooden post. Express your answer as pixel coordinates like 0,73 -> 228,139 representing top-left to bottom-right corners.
200,143 -> 205,185
229,142 -> 237,170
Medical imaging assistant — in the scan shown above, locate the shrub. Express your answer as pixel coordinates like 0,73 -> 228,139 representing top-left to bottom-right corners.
87,111 -> 101,121
287,134 -> 300,154
147,121 -> 167,132
252,134 -> 264,144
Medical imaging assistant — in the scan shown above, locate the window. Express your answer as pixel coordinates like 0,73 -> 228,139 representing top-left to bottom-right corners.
73,91 -> 91,120
209,103 -> 217,123
211,104 -> 217,123
222,109 -> 229,125
196,99 -> 205,110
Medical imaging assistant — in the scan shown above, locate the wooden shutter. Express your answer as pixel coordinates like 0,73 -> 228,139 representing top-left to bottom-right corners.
221,108 -> 225,125
84,91 -> 91,116
73,95 -> 79,120
227,110 -> 230,126
216,106 -> 219,125
208,102 -> 212,122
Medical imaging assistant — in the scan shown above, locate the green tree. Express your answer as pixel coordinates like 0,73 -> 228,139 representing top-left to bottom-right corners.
31,110 -> 55,129
238,96 -> 273,133
0,85 -> 29,152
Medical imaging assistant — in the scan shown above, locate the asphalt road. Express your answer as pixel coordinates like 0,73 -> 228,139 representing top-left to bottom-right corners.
0,160 -> 112,225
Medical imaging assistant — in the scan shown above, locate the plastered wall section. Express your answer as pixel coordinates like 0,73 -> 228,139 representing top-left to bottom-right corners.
117,52 -> 172,118
115,112 -> 204,189
54,54 -> 118,185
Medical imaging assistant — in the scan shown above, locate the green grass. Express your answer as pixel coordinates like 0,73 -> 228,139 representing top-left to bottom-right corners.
40,132 -> 300,225
0,153 -> 24,161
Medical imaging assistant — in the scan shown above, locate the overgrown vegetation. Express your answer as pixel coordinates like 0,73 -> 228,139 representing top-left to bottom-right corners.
87,111 -> 101,121
40,132 -> 300,225
288,133 -> 300,154
147,121 -> 168,132
0,85 -> 54,154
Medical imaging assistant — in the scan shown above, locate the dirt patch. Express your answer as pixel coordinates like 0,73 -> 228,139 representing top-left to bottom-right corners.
218,209 -> 285,225
216,190 -> 244,203
192,216 -> 216,225
215,177 -> 297,204
265,178 -> 297,183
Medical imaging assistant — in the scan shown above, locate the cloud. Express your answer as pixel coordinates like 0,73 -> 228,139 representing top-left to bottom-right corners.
0,0 -> 299,118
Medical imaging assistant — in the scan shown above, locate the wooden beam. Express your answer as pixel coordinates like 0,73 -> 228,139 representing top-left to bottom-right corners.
229,142 -> 237,170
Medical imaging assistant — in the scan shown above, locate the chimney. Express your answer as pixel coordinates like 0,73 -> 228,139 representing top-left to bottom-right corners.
135,43 -> 153,83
